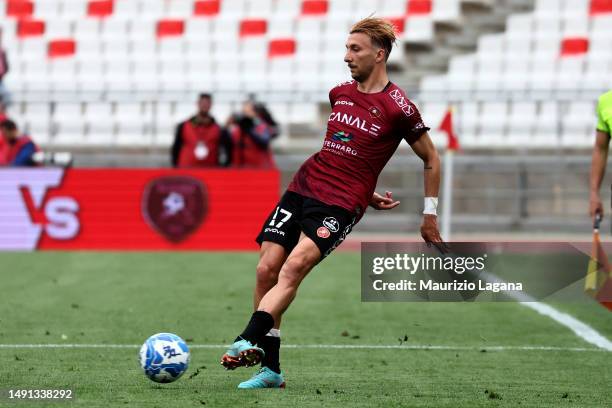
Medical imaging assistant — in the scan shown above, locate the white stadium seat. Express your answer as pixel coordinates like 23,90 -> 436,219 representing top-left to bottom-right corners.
4,0 -> 607,149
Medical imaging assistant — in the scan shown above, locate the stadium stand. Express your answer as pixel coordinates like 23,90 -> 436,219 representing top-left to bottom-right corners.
0,0 -> 609,149
420,0 -> 612,148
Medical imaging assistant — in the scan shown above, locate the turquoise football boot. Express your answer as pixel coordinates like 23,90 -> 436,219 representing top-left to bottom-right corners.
238,367 -> 286,389
221,338 -> 264,370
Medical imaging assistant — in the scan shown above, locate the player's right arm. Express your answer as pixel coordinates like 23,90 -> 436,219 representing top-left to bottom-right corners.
590,130 -> 610,219
410,132 -> 446,252
589,94 -> 611,220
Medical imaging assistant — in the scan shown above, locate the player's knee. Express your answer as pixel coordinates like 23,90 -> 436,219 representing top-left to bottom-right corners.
278,256 -> 313,288
256,262 -> 279,288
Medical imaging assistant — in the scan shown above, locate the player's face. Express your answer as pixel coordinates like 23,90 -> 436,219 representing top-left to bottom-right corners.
344,33 -> 379,82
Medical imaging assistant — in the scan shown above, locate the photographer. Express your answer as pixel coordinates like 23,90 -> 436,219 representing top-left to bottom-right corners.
225,101 -> 277,169
0,119 -> 40,167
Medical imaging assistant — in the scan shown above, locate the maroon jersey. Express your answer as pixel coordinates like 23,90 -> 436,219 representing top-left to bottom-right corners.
288,80 -> 429,215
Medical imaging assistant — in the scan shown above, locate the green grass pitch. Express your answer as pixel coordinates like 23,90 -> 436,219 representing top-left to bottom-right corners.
1,252 -> 611,407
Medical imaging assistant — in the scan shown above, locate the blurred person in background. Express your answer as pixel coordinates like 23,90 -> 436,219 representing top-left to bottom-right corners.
0,119 -> 40,167
0,96 -> 7,122
171,93 -> 225,168
0,28 -> 9,105
590,90 -> 612,221
225,100 -> 278,168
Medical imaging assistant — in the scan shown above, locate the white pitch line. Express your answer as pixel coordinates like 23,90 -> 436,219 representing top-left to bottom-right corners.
480,271 -> 612,351
0,344 -> 607,352
520,302 -> 612,351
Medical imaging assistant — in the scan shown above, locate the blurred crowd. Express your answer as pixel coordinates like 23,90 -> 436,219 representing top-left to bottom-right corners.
171,93 -> 278,169
0,91 -> 279,168
0,25 -> 278,168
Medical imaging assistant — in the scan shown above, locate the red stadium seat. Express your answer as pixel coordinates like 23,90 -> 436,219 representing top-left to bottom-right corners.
17,19 -> 45,38
194,0 -> 220,16
407,0 -> 432,15
240,19 -> 267,37
48,39 -> 76,58
560,37 -> 589,56
88,0 -> 114,18
301,0 -> 328,16
268,38 -> 296,58
385,17 -> 405,34
590,0 -> 612,14
6,0 -> 34,18
157,20 -> 185,37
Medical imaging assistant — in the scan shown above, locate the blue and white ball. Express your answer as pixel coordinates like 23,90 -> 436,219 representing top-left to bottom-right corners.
139,333 -> 190,383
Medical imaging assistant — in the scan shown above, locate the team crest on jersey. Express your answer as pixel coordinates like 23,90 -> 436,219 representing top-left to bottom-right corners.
317,227 -> 331,239
389,89 -> 415,117
369,106 -> 382,118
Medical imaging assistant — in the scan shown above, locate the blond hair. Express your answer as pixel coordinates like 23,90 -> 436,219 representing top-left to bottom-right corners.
350,17 -> 397,61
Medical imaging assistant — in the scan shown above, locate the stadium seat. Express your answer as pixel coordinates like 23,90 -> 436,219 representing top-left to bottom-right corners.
403,15 -> 433,44
433,0 -> 461,24
87,0 -> 114,18
62,0 -> 88,18
165,0 -> 194,18
48,39 -> 76,58
5,0 -> 607,149
193,0 -> 220,17
268,38 -> 296,58
239,18 -> 267,37
407,0 -> 432,15
17,19 -> 45,38
6,0 -> 34,19
157,19 -> 185,38
590,0 -> 612,14
560,37 -> 589,56
53,103 -> 85,146
301,0 -> 328,16
115,102 -> 150,145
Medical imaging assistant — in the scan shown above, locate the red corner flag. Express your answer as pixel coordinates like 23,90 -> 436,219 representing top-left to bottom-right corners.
438,107 -> 460,151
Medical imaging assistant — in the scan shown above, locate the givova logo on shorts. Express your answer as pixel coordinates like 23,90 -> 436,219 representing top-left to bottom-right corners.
323,217 -> 340,233
266,207 -> 293,236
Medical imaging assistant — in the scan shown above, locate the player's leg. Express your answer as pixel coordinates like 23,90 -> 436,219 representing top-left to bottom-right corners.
255,198 -> 356,322
221,192 -> 301,372
254,241 -> 287,310
256,234 -> 321,322
224,235 -> 319,367
229,235 -> 320,362
253,241 -> 287,375
235,234 -> 319,389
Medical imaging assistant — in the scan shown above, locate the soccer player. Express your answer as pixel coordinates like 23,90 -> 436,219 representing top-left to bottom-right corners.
590,90 -> 612,220
221,17 -> 445,388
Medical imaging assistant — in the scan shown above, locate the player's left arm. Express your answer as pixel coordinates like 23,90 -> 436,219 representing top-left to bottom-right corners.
410,132 -> 447,251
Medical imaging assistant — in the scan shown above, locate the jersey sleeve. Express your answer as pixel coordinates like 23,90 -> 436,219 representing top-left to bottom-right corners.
597,95 -> 610,135
329,86 -> 338,107
397,101 -> 430,145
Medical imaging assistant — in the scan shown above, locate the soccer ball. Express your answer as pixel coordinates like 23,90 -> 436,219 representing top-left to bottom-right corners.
139,333 -> 190,383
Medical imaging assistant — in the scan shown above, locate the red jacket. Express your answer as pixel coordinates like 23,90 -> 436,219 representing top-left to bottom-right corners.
229,120 -> 276,169
0,135 -> 39,166
173,116 -> 222,168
